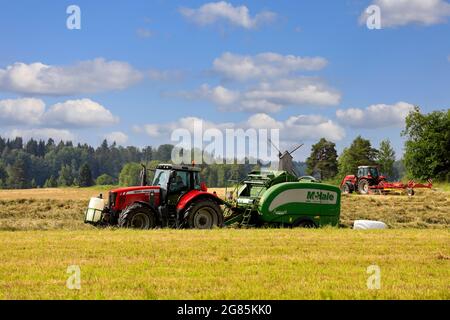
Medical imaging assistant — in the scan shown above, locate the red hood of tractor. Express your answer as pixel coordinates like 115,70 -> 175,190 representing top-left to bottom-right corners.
108,186 -> 161,211
110,186 -> 161,194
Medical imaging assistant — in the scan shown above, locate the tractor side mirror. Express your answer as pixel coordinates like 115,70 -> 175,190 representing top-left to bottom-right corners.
200,182 -> 208,192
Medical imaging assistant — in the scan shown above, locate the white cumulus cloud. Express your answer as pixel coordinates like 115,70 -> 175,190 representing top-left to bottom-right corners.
0,97 -> 119,128
180,1 -> 276,29
135,116 -> 234,138
283,115 -> 345,141
242,78 -> 341,110
0,58 -> 143,95
43,99 -> 119,128
213,52 -> 328,81
246,113 -> 345,142
360,0 -> 450,27
172,52 -> 340,113
105,131 -> 129,145
0,98 -> 46,125
183,78 -> 340,113
336,102 -> 415,128
138,113 -> 345,143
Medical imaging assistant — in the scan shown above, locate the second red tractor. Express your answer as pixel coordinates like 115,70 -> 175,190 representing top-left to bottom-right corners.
340,165 -> 432,196
340,165 -> 384,195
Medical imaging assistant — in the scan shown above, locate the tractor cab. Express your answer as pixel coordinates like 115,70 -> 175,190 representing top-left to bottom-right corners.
357,166 -> 379,180
151,164 -> 203,206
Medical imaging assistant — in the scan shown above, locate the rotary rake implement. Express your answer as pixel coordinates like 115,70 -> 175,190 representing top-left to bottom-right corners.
340,165 -> 432,196
368,179 -> 433,196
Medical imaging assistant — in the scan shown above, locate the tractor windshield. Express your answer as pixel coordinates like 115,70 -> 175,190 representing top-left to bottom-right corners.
152,169 -> 170,188
369,167 -> 379,178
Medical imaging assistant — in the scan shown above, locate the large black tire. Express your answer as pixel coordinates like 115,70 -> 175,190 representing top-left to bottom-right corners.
185,199 -> 224,229
358,179 -> 370,195
341,183 -> 353,194
118,203 -> 156,229
292,218 -> 317,228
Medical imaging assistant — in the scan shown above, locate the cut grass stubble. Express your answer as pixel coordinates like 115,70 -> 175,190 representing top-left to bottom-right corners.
0,229 -> 448,300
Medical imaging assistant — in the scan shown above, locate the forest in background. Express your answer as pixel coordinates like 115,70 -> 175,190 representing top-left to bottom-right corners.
0,108 -> 447,189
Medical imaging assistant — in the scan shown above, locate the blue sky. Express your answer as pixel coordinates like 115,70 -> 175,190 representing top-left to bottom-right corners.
0,0 -> 449,160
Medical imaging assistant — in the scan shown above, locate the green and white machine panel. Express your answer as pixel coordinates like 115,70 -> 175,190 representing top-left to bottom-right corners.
258,182 -> 341,226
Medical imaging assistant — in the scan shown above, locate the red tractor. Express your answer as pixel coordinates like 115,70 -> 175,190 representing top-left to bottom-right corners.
340,165 -> 432,196
340,165 -> 384,195
85,164 -> 224,229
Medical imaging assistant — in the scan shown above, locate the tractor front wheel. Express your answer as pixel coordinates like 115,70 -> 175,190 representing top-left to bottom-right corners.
341,183 -> 353,194
358,179 -> 370,195
185,199 -> 223,229
118,204 -> 156,230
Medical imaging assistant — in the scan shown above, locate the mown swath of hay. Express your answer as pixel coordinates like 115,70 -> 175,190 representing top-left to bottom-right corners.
0,187 -> 448,231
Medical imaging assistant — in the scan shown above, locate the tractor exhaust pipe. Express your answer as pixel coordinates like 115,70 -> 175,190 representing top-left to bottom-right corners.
140,164 -> 148,186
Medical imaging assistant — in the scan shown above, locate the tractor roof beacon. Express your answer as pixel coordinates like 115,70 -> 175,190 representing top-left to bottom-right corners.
85,163 -> 224,229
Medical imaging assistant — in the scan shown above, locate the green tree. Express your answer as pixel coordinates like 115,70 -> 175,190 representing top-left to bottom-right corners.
96,174 -> 116,185
338,136 -> 378,176
377,139 -> 396,178
25,139 -> 39,156
0,162 -> 6,182
119,163 -> 142,186
0,161 -> 7,189
402,107 -> 450,180
78,163 -> 93,187
393,160 -> 405,181
154,144 -> 174,161
6,152 -> 31,189
44,176 -> 57,188
58,164 -> 74,186
306,138 -> 338,180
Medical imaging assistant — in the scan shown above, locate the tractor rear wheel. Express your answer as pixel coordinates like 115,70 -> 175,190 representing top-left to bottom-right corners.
358,179 -> 370,195
185,199 -> 223,229
118,204 -> 156,230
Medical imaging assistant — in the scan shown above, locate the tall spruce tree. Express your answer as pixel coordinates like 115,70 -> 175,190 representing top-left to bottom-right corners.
78,163 -> 93,187
6,152 -> 31,189
377,139 -> 396,178
306,138 -> 338,180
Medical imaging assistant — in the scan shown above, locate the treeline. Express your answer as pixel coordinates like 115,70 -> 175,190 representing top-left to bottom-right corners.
0,138 -> 174,189
0,138 -> 304,189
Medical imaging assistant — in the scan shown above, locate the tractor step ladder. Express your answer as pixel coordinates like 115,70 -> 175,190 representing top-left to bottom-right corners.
168,213 -> 178,229
240,208 -> 253,228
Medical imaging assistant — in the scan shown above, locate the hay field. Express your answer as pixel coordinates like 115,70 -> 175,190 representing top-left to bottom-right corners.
0,229 -> 448,300
0,187 -> 448,231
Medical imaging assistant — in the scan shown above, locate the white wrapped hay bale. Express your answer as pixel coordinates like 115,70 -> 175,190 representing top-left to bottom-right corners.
353,220 -> 388,230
